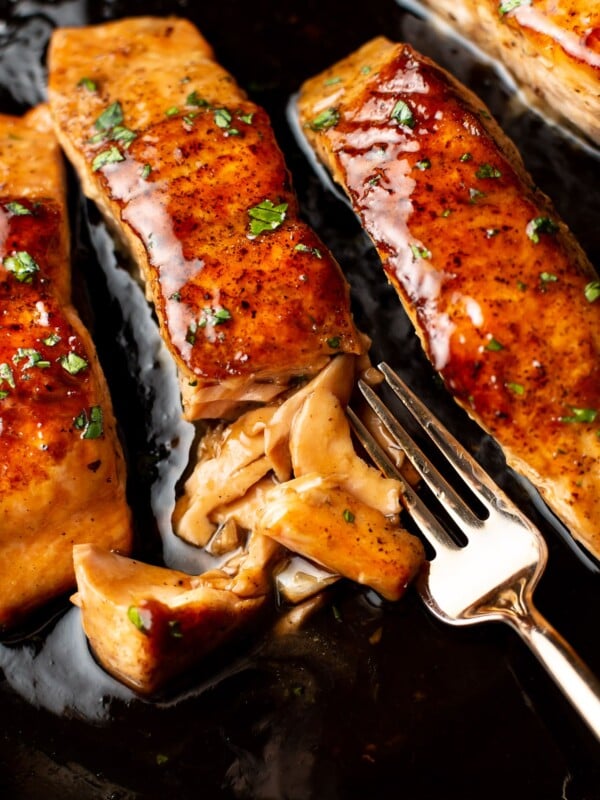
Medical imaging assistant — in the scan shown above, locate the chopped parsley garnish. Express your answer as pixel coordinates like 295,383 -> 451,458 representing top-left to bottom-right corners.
5,201 -> 32,216
92,146 -> 125,172
410,244 -> 432,260
13,348 -> 50,369
165,106 -> 180,117
59,352 -> 89,375
77,77 -> 97,92
343,509 -> 355,523
539,272 -> 558,290
199,306 -> 232,328
517,280 -> 527,291
475,163 -> 502,179
584,280 -> 600,303
94,101 -> 123,132
499,0 -> 526,15
140,164 -> 152,180
170,291 -> 181,302
390,99 -> 415,129
186,321 -> 197,345
415,158 -> 431,170
111,125 -> 137,148
294,243 -> 322,258
4,250 -> 40,283
324,76 -> 342,86
506,382 -> 525,396
248,199 -> 288,236
560,407 -> 597,424
127,605 -> 151,633
327,337 -> 341,349
186,91 -> 209,108
526,216 -> 559,243
469,188 -> 486,203
485,337 -> 504,351
238,111 -> 254,125
213,107 -> 231,128
42,333 -> 61,346
441,208 -> 453,217
307,108 -> 340,131
0,362 -> 15,389
459,152 -> 472,162
360,65 -> 372,75
74,405 -> 104,439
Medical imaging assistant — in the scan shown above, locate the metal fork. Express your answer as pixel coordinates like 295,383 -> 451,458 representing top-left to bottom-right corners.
348,361 -> 600,742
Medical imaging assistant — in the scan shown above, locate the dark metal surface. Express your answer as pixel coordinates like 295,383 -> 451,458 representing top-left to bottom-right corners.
0,1 -> 599,798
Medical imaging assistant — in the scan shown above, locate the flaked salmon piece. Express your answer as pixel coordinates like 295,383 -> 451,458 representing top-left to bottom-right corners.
0,106 -> 132,630
418,0 -> 600,144
297,37 -> 600,559
47,16 -> 367,421
71,539 -> 274,694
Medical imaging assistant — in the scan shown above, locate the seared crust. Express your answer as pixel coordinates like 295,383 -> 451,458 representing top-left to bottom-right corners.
297,37 -> 600,558
0,106 -> 132,629
419,0 -> 600,143
47,16 -> 366,420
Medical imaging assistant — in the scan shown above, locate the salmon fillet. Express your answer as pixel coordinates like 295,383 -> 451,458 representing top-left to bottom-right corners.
297,37 -> 600,559
0,105 -> 132,629
47,16 -> 366,421
417,0 -> 600,144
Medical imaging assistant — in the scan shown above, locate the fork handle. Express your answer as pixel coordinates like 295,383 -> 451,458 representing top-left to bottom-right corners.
510,605 -> 600,742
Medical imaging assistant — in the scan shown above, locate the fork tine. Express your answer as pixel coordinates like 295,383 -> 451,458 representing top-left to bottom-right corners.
357,379 -> 484,535
378,362 -> 511,515
347,406 -> 461,559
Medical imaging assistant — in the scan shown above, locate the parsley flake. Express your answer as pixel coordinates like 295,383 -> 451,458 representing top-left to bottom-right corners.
78,77 -> 97,92
415,158 -> 431,170
560,407 -> 597,424
111,125 -> 137,148
140,164 -> 152,180
584,281 -> 600,303
127,605 -> 151,633
410,243 -> 432,260
499,0 -> 526,15
199,306 -> 232,328
42,333 -> 61,347
526,216 -> 559,243
94,101 -> 123,132
13,348 -> 50,369
539,272 -> 558,290
327,337 -> 341,349
506,382 -> 525,396
343,508 -> 355,523
390,99 -> 415,129
165,106 -> 180,117
5,201 -> 32,216
92,146 -> 125,172
476,163 -> 502,179
294,243 -> 322,258
485,337 -> 505,352
308,108 -> 340,131
248,199 -> 288,236
59,352 -> 89,375
74,405 -> 104,439
186,91 -> 209,108
0,362 -> 15,389
459,152 -> 472,162
4,250 -> 40,283
469,188 -> 486,203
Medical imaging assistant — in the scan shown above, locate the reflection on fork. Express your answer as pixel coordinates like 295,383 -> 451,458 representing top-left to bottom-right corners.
348,362 -> 600,743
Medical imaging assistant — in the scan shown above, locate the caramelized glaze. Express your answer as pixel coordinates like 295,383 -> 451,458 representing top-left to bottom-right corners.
297,37 -> 600,558
48,17 -> 366,419
0,106 -> 132,629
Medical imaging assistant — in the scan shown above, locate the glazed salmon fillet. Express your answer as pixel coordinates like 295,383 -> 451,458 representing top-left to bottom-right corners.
0,106 -> 132,629
47,16 -> 366,421
297,37 -> 600,559
418,0 -> 600,144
